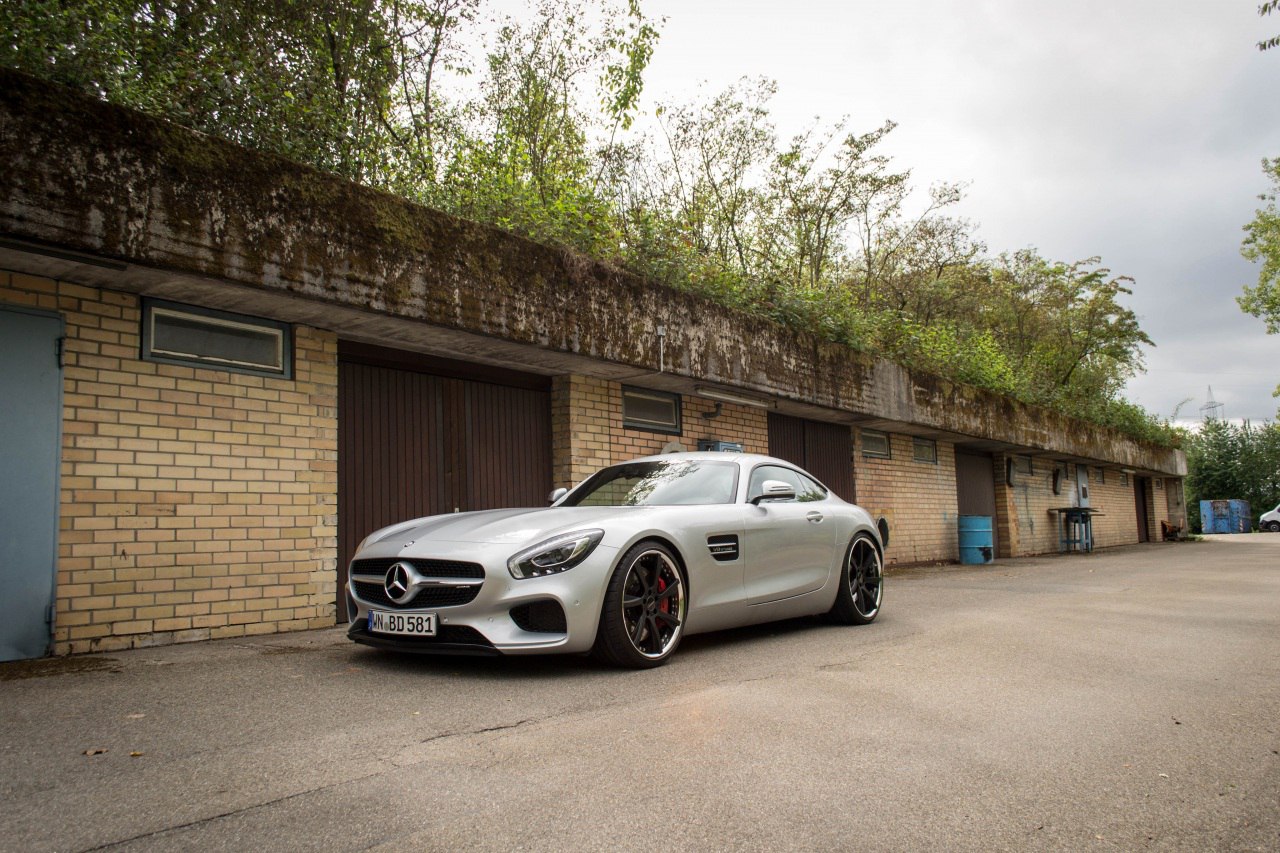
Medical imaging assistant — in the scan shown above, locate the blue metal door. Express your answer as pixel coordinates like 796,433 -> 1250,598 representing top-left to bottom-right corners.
0,307 -> 63,661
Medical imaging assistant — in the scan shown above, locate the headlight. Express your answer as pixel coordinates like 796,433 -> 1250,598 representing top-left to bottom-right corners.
508,529 -> 604,579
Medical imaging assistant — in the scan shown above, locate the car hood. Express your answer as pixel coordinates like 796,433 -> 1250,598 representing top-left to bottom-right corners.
360,506 -> 655,550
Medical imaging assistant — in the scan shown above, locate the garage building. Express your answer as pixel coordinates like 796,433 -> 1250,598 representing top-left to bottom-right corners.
0,71 -> 1186,659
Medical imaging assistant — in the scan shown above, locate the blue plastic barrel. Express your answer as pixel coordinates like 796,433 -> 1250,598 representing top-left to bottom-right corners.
958,515 -> 994,564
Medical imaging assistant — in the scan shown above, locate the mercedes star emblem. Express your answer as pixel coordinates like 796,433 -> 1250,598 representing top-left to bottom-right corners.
384,561 -> 416,605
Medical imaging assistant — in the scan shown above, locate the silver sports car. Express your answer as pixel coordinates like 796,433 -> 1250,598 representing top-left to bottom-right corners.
346,452 -> 886,667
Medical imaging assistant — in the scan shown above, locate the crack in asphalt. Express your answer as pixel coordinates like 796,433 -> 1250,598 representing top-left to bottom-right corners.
79,770 -> 386,853
81,717 -> 546,850
414,717 -> 534,746
72,664 -> 876,851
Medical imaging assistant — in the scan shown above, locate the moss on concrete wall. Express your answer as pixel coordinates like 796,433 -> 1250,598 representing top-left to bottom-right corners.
0,69 -> 1184,475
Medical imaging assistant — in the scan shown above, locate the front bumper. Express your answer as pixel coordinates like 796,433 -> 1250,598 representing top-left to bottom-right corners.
346,622 -> 502,656
345,544 -> 617,656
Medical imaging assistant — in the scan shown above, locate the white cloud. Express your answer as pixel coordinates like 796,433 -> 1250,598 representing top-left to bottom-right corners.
635,0 -> 1280,422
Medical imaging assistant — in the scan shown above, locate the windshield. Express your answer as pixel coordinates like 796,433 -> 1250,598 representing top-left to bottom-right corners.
564,460 -> 738,507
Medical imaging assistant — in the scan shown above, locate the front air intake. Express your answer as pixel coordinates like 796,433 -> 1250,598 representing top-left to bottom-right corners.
510,600 -> 568,633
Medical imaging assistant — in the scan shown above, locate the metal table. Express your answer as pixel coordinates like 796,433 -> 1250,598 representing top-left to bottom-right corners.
1050,507 -> 1104,553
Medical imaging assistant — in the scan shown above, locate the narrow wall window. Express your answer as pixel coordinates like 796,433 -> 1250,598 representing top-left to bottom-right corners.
1120,471 -> 1130,487
1096,467 -> 1106,485
622,386 -> 681,434
861,429 -> 891,459
143,299 -> 291,378
912,437 -> 937,464
1014,455 -> 1034,476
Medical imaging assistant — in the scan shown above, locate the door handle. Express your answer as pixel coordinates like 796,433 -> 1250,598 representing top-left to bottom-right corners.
806,511 -> 823,523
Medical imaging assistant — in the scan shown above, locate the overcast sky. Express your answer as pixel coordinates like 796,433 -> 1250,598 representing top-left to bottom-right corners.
627,0 -> 1280,424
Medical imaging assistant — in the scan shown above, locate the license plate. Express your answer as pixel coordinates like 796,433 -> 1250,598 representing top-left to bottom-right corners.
368,610 -> 437,637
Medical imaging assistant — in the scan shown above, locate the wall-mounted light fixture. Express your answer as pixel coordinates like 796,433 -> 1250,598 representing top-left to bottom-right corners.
694,386 -> 775,409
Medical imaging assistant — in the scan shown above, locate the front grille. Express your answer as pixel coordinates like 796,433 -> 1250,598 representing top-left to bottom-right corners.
350,558 -> 484,580
349,558 -> 486,610
353,581 -> 479,609
510,600 -> 568,633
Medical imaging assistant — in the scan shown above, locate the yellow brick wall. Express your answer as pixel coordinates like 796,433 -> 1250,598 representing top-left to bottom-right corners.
1001,458 -> 1076,555
993,456 -> 1020,558
1003,458 -> 1075,555
855,431 -> 959,566
994,458 -> 1149,555
1,271 -> 338,654
619,392 -> 770,460
551,375 -> 768,488
552,375 -> 617,487
1087,467 -> 1137,548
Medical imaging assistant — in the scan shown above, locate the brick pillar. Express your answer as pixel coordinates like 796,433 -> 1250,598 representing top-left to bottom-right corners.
551,375 -> 618,489
1165,477 -> 1187,531
992,454 -> 1020,558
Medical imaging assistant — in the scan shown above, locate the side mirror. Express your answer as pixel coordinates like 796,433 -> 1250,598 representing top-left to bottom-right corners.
751,480 -> 796,505
548,487 -> 569,505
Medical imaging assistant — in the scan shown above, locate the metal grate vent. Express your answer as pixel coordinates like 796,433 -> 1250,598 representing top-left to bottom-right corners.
707,534 -> 740,562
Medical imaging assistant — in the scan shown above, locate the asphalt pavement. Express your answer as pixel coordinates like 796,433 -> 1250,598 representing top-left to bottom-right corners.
2,535 -> 1278,852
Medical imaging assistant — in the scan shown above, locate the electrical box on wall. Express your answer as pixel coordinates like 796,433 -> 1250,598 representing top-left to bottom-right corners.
698,440 -> 744,453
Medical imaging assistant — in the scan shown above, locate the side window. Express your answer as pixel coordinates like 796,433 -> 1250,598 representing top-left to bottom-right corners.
748,465 -> 827,503
912,437 -> 938,464
793,471 -> 828,502
621,386 -> 681,434
861,429 -> 891,458
142,298 -> 292,378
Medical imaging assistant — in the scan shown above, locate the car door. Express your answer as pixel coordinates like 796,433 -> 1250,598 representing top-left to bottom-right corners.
743,464 -> 837,604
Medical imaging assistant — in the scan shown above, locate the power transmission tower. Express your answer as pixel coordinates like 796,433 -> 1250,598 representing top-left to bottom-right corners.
1199,386 -> 1224,421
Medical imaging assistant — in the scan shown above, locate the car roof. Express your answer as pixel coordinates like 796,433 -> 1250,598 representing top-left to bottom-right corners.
621,451 -> 791,468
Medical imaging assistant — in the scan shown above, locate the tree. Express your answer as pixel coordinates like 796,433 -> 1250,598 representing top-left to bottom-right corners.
1261,0 -> 1279,51
1239,159 -> 1280,340
0,0 -> 403,183
378,0 -> 481,196
983,253 -> 1152,405
1,2 -> 1176,444
436,0 -> 658,252
1185,418 -> 1280,530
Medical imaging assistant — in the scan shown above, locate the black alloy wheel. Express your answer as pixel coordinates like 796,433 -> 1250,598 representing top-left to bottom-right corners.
830,533 -> 883,625
594,542 -> 686,668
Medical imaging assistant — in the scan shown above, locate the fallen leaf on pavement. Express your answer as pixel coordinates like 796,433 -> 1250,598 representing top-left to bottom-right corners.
83,748 -> 108,756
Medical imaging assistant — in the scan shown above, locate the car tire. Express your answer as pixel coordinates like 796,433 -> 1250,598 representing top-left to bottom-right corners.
829,533 -> 883,625
592,541 -> 687,669
1266,521 -> 1280,533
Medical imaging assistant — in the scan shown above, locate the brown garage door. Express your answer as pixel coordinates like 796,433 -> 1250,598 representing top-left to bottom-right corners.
768,413 -> 855,501
955,451 -> 998,555
337,344 -> 551,618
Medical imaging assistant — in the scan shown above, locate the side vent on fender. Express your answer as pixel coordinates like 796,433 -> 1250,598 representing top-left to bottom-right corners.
707,534 -> 740,562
